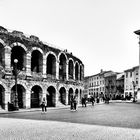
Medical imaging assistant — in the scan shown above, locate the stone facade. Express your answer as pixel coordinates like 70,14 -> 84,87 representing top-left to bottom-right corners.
0,26 -> 84,110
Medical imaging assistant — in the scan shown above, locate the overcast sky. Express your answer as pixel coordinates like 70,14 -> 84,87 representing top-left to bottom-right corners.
0,0 -> 140,76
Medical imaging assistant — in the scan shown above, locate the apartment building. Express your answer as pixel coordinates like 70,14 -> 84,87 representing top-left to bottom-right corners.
124,66 -> 139,99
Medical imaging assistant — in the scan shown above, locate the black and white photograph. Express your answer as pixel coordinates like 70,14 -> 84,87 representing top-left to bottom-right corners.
0,0 -> 140,139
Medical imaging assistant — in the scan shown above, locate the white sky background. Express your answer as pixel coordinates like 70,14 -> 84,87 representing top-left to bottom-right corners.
0,0 -> 140,76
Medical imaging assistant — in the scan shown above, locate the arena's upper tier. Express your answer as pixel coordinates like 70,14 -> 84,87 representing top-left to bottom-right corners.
0,26 -> 84,82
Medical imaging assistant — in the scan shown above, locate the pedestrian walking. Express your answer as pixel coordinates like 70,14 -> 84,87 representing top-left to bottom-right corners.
73,95 -> 78,111
41,97 -> 47,113
96,96 -> 100,103
84,97 -> 87,107
70,95 -> 74,111
90,96 -> 95,106
81,97 -> 85,107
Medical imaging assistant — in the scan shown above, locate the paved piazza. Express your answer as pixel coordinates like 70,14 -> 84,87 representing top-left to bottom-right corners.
0,102 -> 140,140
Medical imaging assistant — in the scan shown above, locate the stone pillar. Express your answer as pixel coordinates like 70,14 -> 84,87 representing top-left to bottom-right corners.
77,89 -> 80,105
56,60 -> 59,79
78,65 -> 80,81
26,53 -> 31,76
25,89 -> 31,109
55,85 -> 60,107
65,89 -> 69,105
73,65 -> 75,80
66,61 -> 68,80
4,90 -> 11,111
4,46 -> 11,71
42,55 -> 46,78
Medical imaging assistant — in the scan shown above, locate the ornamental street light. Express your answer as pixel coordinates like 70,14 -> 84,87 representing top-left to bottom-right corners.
132,81 -> 136,102
14,59 -> 19,110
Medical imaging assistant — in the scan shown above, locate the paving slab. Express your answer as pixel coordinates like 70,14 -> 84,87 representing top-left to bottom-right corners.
0,118 -> 140,140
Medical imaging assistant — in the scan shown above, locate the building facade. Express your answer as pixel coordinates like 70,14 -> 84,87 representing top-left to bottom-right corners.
104,71 -> 117,99
84,70 -> 123,100
84,70 -> 111,99
0,26 -> 84,110
116,72 -> 124,99
124,66 -> 139,99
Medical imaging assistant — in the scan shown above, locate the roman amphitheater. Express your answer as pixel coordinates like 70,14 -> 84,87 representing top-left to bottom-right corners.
0,26 -> 84,110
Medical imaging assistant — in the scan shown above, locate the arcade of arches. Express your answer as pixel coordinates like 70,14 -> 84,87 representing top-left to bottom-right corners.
0,83 -> 83,110
0,28 -> 84,110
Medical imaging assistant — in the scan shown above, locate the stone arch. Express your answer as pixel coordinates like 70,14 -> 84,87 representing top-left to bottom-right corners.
68,58 -> 74,79
45,51 -> 57,60
59,87 -> 66,105
58,51 -> 68,61
75,88 -> 79,97
11,84 -> 26,108
31,85 -> 43,108
31,49 -> 43,73
0,41 -> 6,67
11,42 -> 27,52
0,38 -> 6,47
30,47 -> 44,55
75,61 -> 79,80
11,43 -> 27,70
58,52 -> 67,80
46,52 -> 57,77
10,81 -> 27,90
0,84 -> 5,109
47,86 -> 56,107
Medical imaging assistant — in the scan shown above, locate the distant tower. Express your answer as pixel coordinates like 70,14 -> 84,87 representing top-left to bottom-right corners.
134,30 -> 140,101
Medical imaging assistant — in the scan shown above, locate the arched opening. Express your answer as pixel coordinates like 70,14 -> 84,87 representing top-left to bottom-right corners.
80,89 -> 82,102
0,85 -> 5,109
31,85 -> 42,108
11,46 -> 26,70
11,84 -> 26,108
80,65 -> 82,81
68,60 -> 74,79
59,53 -> 66,80
75,89 -> 78,97
59,87 -> 66,105
47,54 -> 56,77
68,88 -> 73,105
0,43 -> 4,67
75,62 -> 79,80
31,50 -> 43,73
47,86 -> 56,107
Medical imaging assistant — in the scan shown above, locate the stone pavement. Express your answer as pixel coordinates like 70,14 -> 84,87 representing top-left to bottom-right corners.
0,100 -> 133,114
0,117 -> 140,140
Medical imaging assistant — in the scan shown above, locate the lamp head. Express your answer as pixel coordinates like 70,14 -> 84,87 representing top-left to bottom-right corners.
14,59 -> 18,64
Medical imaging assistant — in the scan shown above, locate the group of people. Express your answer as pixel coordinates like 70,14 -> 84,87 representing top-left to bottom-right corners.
40,95 -> 109,113
70,95 -> 78,111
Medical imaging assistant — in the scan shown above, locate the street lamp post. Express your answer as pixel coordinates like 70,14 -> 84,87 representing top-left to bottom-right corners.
132,81 -> 136,102
134,30 -> 140,102
14,59 -> 19,110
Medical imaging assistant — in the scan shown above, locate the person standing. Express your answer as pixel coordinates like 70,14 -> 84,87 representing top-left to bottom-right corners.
70,95 -> 74,111
73,95 -> 78,111
90,96 -> 95,106
41,97 -> 47,113
81,97 -> 85,107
